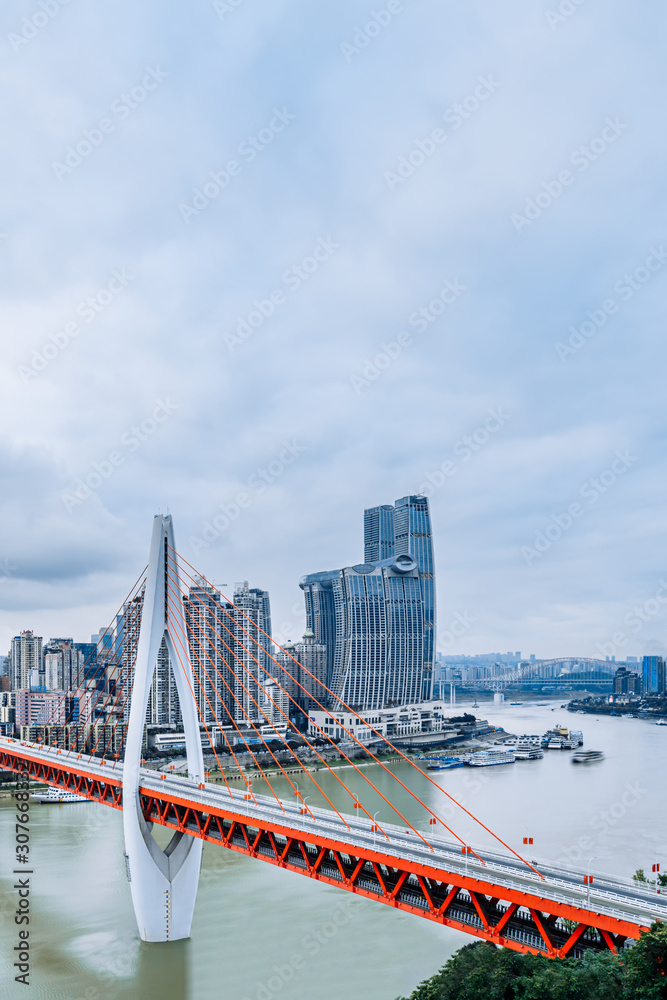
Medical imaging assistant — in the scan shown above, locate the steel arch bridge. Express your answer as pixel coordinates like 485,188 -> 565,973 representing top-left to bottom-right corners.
467,658 -> 624,692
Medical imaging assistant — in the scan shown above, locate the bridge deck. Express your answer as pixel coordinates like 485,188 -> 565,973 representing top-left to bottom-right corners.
3,737 -> 664,957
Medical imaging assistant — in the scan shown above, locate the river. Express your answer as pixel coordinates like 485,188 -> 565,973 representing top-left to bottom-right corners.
1,698 -> 665,1000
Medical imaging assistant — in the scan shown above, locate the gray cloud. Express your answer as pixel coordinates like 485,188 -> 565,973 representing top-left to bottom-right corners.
1,0 -> 666,657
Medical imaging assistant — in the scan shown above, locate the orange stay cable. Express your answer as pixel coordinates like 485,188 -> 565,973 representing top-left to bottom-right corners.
170,548 -> 544,872
165,605 -> 264,801
172,562 -> 437,849
162,607 -> 237,800
169,567 -> 351,829
164,599 -> 268,801
164,592 -> 280,810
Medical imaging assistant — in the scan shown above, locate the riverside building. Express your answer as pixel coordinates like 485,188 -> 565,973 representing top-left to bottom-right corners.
300,495 -> 436,712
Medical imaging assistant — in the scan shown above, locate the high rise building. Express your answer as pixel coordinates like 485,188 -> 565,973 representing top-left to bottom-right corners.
10,631 -> 43,690
363,505 -> 395,562
275,629 -> 327,716
115,595 -> 144,721
184,580 -> 273,731
364,495 -> 436,700
43,639 -> 84,692
15,689 -> 66,727
300,572 -> 338,688
614,666 -> 642,696
148,638 -> 182,727
642,655 -> 666,695
301,553 -> 425,712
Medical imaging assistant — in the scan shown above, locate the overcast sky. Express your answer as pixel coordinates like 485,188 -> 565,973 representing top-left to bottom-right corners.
1,0 -> 666,661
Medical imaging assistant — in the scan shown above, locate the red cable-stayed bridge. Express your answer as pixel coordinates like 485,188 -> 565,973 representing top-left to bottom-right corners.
3,516 -> 664,955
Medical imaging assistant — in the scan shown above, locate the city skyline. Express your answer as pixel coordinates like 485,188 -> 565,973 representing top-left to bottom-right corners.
2,5 -> 666,664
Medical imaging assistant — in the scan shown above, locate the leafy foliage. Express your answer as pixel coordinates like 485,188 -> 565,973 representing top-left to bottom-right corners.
396,923 -> 667,1000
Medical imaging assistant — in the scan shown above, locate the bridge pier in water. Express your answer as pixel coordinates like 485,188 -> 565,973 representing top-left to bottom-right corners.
122,515 -> 204,942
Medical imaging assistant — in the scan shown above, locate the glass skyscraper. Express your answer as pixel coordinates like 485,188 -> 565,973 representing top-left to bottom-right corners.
642,655 -> 666,694
364,495 -> 436,700
301,554 -> 424,712
363,504 -> 395,562
300,494 -> 436,710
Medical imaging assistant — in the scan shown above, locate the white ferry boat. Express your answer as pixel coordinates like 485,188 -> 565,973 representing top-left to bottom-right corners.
572,749 -> 604,764
31,785 -> 89,804
466,749 -> 515,767
514,739 -> 544,760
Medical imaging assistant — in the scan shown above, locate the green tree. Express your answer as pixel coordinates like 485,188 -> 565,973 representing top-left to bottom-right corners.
633,869 -> 649,884
623,921 -> 667,999
396,924 -> 667,1000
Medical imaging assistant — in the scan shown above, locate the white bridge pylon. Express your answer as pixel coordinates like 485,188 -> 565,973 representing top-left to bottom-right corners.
123,515 -> 204,942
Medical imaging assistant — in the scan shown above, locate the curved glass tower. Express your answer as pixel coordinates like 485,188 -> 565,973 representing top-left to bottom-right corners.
300,494 -> 436,710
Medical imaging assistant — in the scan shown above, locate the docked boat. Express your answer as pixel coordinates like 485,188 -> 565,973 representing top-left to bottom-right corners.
427,759 -> 465,771
572,749 -> 604,763
31,785 -> 89,804
467,749 -> 515,767
514,739 -> 544,760
543,726 -> 583,749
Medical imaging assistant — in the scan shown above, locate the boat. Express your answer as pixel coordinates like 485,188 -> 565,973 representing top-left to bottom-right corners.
542,726 -> 582,749
509,702 -> 522,706
31,785 -> 89,804
514,747 -> 544,760
514,738 -> 544,760
656,720 -> 667,727
427,759 -> 465,771
572,749 -> 604,763
466,749 -> 515,767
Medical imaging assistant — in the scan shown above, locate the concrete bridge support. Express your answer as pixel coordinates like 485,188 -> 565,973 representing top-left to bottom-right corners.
122,515 -> 204,942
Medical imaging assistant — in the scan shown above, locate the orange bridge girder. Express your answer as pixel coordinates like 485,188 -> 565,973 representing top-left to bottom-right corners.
1,748 -> 647,959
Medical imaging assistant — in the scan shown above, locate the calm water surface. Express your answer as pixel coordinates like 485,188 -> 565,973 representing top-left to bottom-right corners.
1,699 -> 665,1000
